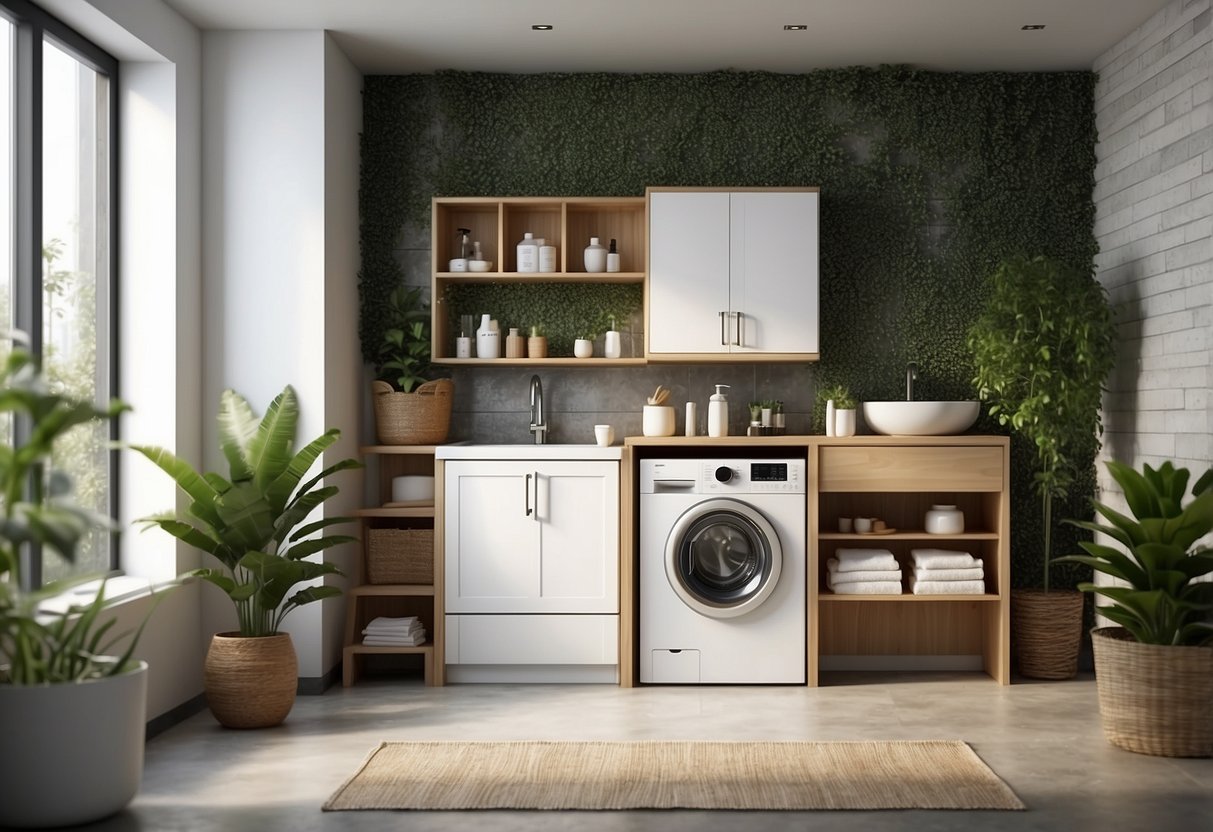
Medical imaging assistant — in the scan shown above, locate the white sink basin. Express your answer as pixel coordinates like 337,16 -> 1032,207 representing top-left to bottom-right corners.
435,444 -> 623,461
862,401 -> 980,436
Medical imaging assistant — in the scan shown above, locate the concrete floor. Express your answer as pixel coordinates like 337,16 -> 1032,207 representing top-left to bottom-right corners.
79,672 -> 1211,831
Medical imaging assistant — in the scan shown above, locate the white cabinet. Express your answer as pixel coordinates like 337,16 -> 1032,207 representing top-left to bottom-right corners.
647,188 -> 819,359
444,460 -> 620,615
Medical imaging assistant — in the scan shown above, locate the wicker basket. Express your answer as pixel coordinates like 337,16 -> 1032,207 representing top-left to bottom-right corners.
1011,588 -> 1084,680
1091,627 -> 1213,757
372,379 -> 453,445
204,632 -> 298,729
367,528 -> 434,584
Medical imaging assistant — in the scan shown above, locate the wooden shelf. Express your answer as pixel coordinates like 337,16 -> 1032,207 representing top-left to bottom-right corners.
360,445 -> 437,455
433,357 -> 647,367
342,642 -> 436,687
349,584 -> 435,597
355,505 -> 436,518
436,271 -> 643,284
819,531 -> 999,540
819,593 -> 1001,602
345,641 -> 433,654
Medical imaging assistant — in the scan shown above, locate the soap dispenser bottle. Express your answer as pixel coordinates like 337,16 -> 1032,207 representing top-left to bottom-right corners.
606,238 -> 621,273
708,384 -> 730,438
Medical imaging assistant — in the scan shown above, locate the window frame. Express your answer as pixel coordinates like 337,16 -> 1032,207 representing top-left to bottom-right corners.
3,0 -> 119,588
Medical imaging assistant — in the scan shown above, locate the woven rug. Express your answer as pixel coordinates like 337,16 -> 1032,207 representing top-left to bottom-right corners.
323,740 -> 1024,811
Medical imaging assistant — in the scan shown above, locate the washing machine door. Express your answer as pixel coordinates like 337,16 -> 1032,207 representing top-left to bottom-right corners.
665,498 -> 783,619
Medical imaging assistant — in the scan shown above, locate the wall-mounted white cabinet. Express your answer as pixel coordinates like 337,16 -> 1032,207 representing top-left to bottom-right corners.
646,187 -> 820,361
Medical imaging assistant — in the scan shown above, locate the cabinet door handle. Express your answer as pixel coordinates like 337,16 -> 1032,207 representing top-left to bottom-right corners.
531,471 -> 539,521
734,311 -> 744,347
525,473 -> 533,517
719,311 -> 728,346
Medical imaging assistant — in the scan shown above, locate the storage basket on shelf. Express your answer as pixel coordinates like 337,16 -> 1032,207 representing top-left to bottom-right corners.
366,528 -> 434,585
372,379 -> 453,445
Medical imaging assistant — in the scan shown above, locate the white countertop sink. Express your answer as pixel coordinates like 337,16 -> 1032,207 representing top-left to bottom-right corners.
436,443 -> 623,460
862,401 -> 980,436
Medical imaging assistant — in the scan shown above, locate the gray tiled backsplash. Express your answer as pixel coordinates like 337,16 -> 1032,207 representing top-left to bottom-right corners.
446,364 -> 819,443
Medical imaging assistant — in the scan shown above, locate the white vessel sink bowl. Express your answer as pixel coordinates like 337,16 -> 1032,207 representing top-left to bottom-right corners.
862,401 -> 980,436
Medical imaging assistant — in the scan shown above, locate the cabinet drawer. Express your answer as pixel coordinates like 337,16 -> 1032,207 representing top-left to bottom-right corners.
818,446 -> 1003,492
445,614 -> 619,665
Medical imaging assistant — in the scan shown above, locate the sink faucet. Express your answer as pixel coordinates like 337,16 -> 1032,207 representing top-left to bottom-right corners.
906,362 -> 918,401
529,374 -> 547,444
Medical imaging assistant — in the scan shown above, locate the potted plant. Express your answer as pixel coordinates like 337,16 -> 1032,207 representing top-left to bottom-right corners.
135,385 -> 360,728
372,286 -> 453,444
1057,460 -> 1213,756
967,254 -> 1116,679
816,383 -> 857,437
0,341 -> 155,827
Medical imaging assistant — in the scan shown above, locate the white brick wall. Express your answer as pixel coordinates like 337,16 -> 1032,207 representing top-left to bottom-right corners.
1094,0 -> 1213,503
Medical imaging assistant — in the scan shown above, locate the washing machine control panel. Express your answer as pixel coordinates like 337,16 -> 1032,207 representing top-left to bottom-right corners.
697,460 -> 805,494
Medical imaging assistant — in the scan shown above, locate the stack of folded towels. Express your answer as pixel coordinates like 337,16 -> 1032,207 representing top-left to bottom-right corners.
827,548 -> 903,595
909,549 -> 986,595
362,615 -> 427,646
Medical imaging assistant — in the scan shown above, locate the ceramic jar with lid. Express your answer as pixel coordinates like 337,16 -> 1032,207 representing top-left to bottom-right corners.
924,504 -> 964,534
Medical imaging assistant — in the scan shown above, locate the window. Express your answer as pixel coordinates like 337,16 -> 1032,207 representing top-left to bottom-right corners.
2,0 -> 117,587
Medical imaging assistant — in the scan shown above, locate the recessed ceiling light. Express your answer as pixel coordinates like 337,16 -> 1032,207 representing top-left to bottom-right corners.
532,24 -> 553,31
1021,24 -> 1046,30
784,25 -> 808,31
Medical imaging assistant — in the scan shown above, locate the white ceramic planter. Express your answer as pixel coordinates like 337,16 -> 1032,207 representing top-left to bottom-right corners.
834,408 -> 857,437
0,661 -> 148,828
642,405 -> 676,436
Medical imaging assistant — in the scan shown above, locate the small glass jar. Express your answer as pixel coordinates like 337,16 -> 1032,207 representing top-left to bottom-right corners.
925,504 -> 964,534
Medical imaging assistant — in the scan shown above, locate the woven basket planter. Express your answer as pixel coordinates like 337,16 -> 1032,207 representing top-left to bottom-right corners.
372,379 -> 453,445
1091,627 -> 1213,757
367,528 -> 434,584
1011,588 -> 1084,680
204,632 -> 298,729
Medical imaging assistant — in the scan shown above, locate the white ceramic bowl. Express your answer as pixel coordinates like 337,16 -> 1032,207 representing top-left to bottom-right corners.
468,260 -> 493,272
391,475 -> 435,503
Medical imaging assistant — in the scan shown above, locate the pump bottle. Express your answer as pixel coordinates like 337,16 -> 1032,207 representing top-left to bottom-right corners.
707,384 -> 730,437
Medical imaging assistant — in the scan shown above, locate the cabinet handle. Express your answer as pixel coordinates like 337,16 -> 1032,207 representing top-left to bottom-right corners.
719,311 -> 728,346
734,311 -> 744,347
525,473 -> 533,517
531,471 -> 539,521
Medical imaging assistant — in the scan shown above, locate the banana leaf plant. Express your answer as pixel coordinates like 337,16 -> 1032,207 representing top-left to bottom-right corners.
135,386 -> 360,637
0,340 -> 150,685
1057,460 -> 1213,646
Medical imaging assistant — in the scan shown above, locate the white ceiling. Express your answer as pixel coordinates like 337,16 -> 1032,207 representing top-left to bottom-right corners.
159,0 -> 1171,74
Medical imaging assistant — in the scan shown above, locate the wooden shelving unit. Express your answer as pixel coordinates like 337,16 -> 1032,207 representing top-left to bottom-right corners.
342,446 -> 443,687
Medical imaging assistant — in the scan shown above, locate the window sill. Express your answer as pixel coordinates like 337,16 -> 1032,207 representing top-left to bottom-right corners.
37,575 -> 157,616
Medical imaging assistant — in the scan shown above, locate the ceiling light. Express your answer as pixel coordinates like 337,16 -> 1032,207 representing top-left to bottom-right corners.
1021,24 -> 1046,30
784,25 -> 808,31
532,24 -> 553,31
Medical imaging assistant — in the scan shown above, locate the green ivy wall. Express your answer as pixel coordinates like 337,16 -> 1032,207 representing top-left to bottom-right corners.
360,67 -> 1100,589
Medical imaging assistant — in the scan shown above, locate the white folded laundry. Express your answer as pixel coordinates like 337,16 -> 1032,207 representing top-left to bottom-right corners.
828,567 -> 905,584
913,566 -> 984,582
365,615 -> 419,630
909,577 -> 985,595
910,549 -> 976,569
362,625 -> 423,636
827,558 -> 901,576
362,635 -> 427,646
832,549 -> 899,572
827,580 -> 903,595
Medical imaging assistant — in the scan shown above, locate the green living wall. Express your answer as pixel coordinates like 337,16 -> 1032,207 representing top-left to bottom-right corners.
360,67 -> 1100,588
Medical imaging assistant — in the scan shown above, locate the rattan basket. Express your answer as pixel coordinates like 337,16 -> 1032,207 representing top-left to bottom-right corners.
372,379 -> 453,445
1011,588 -> 1084,679
367,528 -> 434,585
1091,627 -> 1213,757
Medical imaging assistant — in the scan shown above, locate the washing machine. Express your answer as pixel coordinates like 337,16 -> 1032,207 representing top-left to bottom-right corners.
639,457 -> 807,684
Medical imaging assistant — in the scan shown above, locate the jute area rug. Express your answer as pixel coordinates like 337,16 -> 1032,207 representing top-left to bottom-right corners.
323,740 -> 1024,811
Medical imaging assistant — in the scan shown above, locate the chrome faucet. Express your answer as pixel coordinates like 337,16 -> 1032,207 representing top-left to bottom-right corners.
906,362 -> 918,401
529,374 -> 547,444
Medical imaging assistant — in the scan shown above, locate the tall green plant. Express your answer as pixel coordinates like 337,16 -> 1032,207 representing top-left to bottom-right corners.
135,386 -> 360,637
967,255 -> 1116,591
377,287 -> 434,393
1057,461 -> 1213,646
0,340 -> 144,684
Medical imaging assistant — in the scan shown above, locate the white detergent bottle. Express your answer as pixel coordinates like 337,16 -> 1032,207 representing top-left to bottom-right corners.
707,384 -> 730,437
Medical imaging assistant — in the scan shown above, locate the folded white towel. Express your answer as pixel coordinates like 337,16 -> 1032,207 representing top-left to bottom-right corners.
363,624 -> 423,636
365,615 -> 419,628
832,549 -> 899,572
828,580 -> 903,595
827,558 -> 901,576
828,567 -> 905,584
910,549 -> 976,569
362,634 -> 427,647
913,566 -> 984,582
909,577 -> 985,595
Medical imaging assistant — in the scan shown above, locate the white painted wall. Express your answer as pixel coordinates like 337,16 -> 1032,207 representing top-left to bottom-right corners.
1094,0 -> 1212,487
201,30 -> 363,679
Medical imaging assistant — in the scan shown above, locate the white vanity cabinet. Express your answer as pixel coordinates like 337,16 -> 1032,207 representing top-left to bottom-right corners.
647,187 -> 820,360
441,457 -> 620,679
